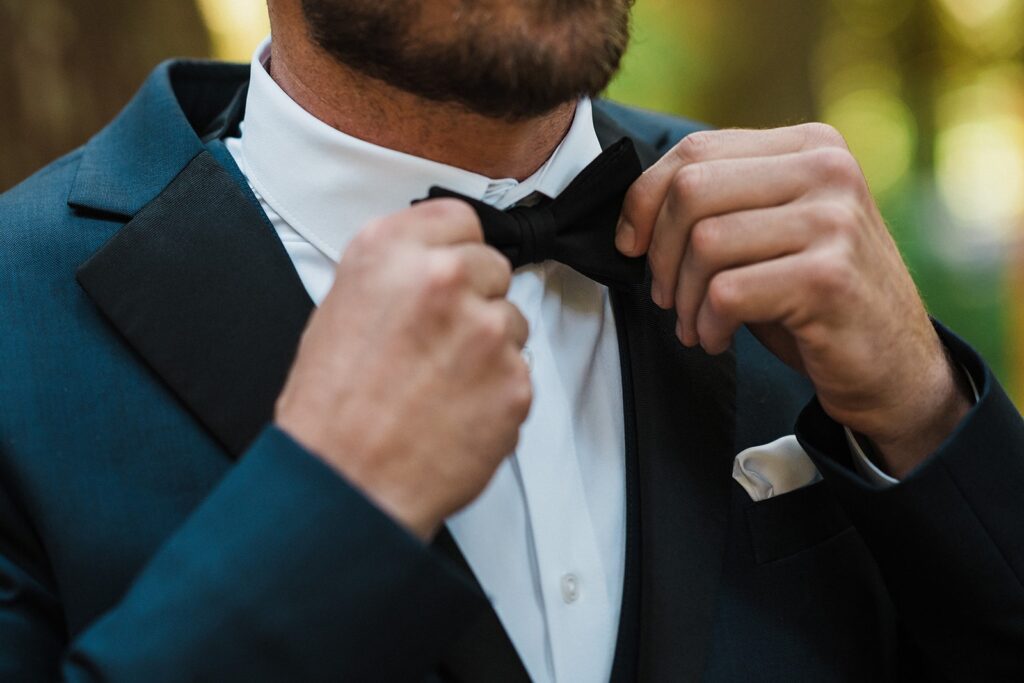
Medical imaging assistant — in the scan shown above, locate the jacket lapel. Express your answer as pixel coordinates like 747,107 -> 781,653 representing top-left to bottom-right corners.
76,150 -> 314,456
72,62 -> 313,458
596,106 -> 738,682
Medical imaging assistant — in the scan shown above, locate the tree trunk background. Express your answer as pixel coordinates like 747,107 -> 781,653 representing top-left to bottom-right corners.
0,0 -> 211,191
695,0 -> 822,129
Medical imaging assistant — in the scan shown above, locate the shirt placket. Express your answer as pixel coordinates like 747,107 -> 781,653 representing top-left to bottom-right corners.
514,265 -> 615,683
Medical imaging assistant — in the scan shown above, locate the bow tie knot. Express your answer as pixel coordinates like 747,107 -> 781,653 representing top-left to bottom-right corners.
508,202 -> 558,266
425,137 -> 646,290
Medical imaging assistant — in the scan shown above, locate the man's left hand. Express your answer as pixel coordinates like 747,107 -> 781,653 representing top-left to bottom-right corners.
616,123 -> 971,478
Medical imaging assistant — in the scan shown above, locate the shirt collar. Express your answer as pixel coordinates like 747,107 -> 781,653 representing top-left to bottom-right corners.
237,38 -> 603,262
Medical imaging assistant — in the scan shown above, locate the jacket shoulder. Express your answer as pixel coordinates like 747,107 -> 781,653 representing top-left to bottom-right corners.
594,100 -> 711,155
0,149 -> 86,242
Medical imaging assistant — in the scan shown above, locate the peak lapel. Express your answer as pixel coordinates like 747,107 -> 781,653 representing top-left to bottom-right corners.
597,104 -> 738,682
71,61 -> 312,458
77,150 -> 314,456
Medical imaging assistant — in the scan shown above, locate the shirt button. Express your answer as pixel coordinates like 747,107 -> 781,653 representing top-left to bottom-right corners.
560,573 -> 580,604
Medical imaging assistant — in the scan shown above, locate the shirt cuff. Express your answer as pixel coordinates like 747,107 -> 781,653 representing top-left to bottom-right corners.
844,363 -> 980,488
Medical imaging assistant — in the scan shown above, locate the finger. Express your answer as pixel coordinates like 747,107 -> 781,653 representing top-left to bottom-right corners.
675,125 -> 849,162
617,124 -> 848,256
489,299 -> 530,349
646,152 -> 835,308
695,254 -> 812,354
445,243 -> 512,299
675,204 -> 821,346
370,198 -> 484,247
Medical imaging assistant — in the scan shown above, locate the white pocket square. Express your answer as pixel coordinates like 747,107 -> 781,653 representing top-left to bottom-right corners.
732,435 -> 822,502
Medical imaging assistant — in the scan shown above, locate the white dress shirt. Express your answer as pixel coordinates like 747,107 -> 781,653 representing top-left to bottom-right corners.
227,39 -> 624,683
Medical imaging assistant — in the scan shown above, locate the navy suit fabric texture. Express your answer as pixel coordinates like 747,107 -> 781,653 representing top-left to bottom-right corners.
1,60 -> 1022,682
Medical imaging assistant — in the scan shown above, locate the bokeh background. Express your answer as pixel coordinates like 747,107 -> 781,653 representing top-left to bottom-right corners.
2,0 -> 1022,405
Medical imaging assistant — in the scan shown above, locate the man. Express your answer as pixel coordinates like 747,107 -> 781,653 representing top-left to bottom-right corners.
0,0 -> 1021,680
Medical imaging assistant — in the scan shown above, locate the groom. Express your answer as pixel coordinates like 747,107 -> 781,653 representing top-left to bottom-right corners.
1,0 -> 1021,680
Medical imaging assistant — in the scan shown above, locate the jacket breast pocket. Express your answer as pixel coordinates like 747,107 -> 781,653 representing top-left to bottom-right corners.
744,480 -> 853,564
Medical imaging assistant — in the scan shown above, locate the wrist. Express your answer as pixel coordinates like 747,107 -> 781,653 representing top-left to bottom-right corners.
865,353 -> 973,478
274,408 -> 443,543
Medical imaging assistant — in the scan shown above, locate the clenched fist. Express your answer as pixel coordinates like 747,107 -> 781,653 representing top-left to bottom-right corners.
275,200 -> 532,540
617,124 -> 971,477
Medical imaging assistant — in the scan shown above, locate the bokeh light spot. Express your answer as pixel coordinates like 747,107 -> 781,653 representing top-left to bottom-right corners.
936,118 -> 1024,238
936,0 -> 1015,28
935,67 -> 1024,240
824,89 -> 917,194
195,0 -> 269,62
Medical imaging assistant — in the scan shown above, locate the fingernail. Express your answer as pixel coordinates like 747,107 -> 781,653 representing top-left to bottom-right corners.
616,219 -> 636,253
675,320 -> 685,342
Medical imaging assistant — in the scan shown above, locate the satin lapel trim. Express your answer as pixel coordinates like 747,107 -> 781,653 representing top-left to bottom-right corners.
613,283 -> 737,683
596,104 -> 738,681
76,151 -> 314,457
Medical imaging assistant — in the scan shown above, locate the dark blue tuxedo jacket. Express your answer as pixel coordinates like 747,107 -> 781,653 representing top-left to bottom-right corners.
1,61 -> 1022,682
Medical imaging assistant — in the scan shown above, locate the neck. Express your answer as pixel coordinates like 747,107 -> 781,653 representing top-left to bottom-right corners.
267,26 -> 576,181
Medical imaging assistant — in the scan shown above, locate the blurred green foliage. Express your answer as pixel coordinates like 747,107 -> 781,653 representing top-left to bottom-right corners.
608,0 -> 1024,404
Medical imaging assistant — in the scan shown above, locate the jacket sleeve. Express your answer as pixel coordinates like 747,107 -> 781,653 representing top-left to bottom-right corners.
795,324 -> 1024,681
0,426 -> 485,682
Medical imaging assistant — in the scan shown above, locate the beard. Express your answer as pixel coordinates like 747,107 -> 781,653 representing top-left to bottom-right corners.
299,0 -> 634,121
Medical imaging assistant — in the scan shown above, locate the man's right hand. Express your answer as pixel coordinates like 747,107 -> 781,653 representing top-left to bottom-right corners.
275,199 -> 532,541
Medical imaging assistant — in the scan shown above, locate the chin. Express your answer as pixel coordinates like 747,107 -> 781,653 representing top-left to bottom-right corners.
300,0 -> 632,120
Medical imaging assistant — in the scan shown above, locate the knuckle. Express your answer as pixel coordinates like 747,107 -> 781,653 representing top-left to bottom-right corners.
674,130 -> 715,163
803,122 -> 848,150
805,252 -> 852,299
809,201 -> 857,236
419,198 -> 484,241
475,309 -> 507,345
811,147 -> 861,185
353,218 -> 392,249
799,320 -> 831,351
689,217 -> 722,257
420,197 -> 465,219
438,199 -> 484,239
707,274 -> 740,315
424,253 -> 467,293
671,164 -> 705,202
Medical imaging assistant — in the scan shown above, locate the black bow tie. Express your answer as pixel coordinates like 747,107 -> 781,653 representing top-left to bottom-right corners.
426,138 -> 646,290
